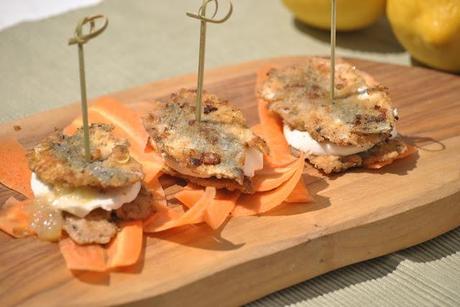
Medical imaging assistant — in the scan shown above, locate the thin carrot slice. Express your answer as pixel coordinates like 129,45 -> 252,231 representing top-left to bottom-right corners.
0,137 -> 33,198
143,204 -> 185,233
143,178 -> 184,231
285,176 -> 312,203
173,185 -> 208,225
64,97 -> 149,150
232,156 -> 305,217
0,197 -> 34,238
251,124 -> 265,139
64,109 -> 106,136
365,145 -> 417,169
175,185 -> 204,209
144,186 -> 216,233
175,185 -> 239,229
138,156 -> 164,183
60,220 -> 144,271
252,160 -> 298,192
107,220 -> 144,269
255,65 -> 296,168
91,97 -> 150,150
257,99 -> 296,167
204,190 -> 239,229
59,237 -> 107,272
65,97 -> 149,151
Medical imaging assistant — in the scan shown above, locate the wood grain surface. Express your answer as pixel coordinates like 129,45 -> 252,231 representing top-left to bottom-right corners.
0,57 -> 459,307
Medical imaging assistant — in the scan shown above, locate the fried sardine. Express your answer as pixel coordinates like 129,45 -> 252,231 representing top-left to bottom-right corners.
143,89 -> 267,193
258,57 -> 407,173
29,123 -> 153,244
28,123 -> 144,189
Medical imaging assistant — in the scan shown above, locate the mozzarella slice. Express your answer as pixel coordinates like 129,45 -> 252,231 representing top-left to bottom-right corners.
243,147 -> 264,177
31,173 -> 141,218
283,125 -> 399,156
283,125 -> 373,156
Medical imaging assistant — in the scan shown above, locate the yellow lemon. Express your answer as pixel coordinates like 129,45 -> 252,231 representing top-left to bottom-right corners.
282,0 -> 386,31
387,0 -> 460,72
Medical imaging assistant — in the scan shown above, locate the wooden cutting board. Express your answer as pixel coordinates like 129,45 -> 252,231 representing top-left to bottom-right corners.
1,57 -> 459,307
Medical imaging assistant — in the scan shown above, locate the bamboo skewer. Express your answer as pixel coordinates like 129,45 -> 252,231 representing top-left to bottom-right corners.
68,15 -> 108,160
330,0 -> 337,102
187,0 -> 233,122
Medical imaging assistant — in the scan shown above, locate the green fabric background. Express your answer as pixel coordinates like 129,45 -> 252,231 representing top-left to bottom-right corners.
0,0 -> 458,306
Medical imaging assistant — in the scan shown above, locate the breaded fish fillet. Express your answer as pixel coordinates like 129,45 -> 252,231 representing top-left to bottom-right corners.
63,209 -> 117,245
143,89 -> 267,193
259,57 -> 397,147
28,123 -> 143,189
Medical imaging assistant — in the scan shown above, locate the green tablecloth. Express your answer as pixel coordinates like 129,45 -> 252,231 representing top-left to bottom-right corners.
0,0 -> 458,306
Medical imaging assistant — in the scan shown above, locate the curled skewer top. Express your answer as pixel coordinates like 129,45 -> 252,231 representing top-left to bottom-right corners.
69,14 -> 109,45
186,0 -> 233,24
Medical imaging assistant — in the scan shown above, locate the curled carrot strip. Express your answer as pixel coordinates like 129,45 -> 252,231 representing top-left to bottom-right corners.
232,155 -> 305,217
252,159 -> 298,192
59,238 -> 107,272
175,185 -> 239,229
107,220 -> 144,269
0,137 -> 33,198
144,186 -> 216,233
59,220 -> 144,272
255,66 -> 296,168
204,190 -> 239,229
256,101 -> 296,168
142,178 -> 183,229
0,197 -> 34,238
175,185 -> 203,209
285,176 -> 311,203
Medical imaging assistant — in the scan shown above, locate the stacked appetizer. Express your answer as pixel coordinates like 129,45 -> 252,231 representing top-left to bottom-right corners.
143,89 -> 267,194
257,57 -> 415,173
27,123 -> 153,243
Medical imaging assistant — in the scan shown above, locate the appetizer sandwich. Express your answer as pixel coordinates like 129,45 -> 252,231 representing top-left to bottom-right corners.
258,57 -> 413,173
28,123 -> 153,243
143,89 -> 268,193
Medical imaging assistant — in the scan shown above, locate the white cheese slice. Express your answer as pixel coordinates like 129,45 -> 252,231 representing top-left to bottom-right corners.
283,125 -> 398,156
31,173 -> 141,218
283,125 -> 373,156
